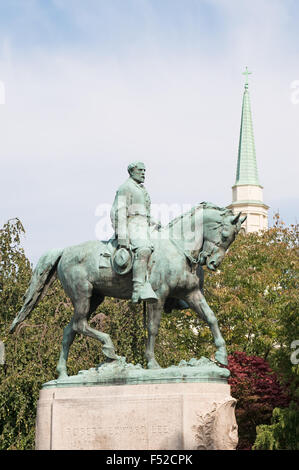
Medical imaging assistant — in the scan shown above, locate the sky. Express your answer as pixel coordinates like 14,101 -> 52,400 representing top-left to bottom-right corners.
0,0 -> 298,265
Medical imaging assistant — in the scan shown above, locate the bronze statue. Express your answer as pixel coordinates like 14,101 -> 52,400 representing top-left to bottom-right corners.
10,164 -> 246,380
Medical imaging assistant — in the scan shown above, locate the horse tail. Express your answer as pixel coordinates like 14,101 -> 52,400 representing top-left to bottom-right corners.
9,248 -> 63,333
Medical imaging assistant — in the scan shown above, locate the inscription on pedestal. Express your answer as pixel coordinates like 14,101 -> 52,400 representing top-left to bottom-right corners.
52,396 -> 182,450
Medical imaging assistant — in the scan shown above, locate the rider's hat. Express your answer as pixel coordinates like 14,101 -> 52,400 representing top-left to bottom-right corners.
112,247 -> 133,275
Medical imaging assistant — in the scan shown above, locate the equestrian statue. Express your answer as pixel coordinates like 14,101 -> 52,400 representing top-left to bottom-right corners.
10,162 -> 246,379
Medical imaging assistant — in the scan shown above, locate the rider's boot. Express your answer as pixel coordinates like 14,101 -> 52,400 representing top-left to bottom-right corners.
131,248 -> 158,304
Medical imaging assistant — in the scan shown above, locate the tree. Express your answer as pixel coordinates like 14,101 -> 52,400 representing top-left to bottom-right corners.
203,217 -> 299,449
228,351 -> 291,449
253,403 -> 299,450
204,215 -> 299,391
0,219 -> 32,323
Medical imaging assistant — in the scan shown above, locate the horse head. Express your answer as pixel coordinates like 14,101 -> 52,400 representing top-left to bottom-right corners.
200,203 -> 246,271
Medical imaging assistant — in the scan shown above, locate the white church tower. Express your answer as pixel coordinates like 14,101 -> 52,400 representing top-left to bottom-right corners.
227,67 -> 268,233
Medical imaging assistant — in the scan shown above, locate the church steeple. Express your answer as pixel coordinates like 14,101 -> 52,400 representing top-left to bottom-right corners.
235,67 -> 260,186
227,68 -> 269,233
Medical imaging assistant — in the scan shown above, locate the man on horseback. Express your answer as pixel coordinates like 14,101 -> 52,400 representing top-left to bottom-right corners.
110,162 -> 159,304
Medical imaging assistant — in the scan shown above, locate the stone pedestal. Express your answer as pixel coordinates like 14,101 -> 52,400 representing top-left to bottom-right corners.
35,382 -> 238,450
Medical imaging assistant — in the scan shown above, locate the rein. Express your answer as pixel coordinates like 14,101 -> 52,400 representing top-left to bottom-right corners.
169,237 -> 203,266
169,218 -> 226,267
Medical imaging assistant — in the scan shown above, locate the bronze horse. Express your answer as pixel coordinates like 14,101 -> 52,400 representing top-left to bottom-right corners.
10,202 -> 246,378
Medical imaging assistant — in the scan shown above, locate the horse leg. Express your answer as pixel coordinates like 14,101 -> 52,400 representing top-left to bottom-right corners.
56,318 -> 76,379
145,300 -> 164,369
186,289 -> 228,366
73,299 -> 117,360
56,294 -> 105,379
73,288 -> 117,360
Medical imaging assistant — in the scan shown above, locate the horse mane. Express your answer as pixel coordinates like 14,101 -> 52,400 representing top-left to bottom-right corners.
166,201 -> 234,228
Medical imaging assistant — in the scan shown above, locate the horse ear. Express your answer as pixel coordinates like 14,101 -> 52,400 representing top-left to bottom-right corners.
230,212 -> 241,225
240,215 -> 247,224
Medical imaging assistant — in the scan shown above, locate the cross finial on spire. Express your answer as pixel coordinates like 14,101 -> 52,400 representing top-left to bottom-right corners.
242,66 -> 252,89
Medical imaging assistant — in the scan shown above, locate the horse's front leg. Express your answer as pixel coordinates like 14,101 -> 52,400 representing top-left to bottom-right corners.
186,289 -> 228,366
145,300 -> 164,369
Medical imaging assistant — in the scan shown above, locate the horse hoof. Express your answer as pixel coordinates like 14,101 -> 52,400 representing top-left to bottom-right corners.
105,357 -> 118,364
147,359 -> 161,370
57,372 -> 68,380
102,346 -> 117,360
215,349 -> 228,366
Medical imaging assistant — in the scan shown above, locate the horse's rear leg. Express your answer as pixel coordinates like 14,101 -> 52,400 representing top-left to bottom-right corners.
56,293 -> 114,379
72,285 -> 117,361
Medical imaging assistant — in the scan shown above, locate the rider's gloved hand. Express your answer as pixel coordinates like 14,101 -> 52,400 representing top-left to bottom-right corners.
150,217 -> 162,231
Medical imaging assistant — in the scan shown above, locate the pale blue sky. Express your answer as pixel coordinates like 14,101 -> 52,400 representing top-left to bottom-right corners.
0,0 -> 298,264
0,1 -> 226,50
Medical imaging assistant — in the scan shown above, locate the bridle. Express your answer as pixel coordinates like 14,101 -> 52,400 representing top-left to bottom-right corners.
199,221 -> 235,264
170,216 -> 231,267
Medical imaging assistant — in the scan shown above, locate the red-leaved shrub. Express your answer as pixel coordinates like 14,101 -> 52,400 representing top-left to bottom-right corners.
228,351 -> 290,450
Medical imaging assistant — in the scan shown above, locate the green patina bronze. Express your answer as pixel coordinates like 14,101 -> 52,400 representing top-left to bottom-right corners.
10,163 -> 246,384
110,162 -> 160,304
42,357 -> 230,389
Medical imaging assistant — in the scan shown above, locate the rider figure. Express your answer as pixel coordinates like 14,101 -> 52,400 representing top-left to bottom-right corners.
110,162 -> 159,304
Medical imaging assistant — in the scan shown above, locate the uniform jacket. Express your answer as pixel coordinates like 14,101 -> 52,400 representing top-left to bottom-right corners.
110,177 -> 152,246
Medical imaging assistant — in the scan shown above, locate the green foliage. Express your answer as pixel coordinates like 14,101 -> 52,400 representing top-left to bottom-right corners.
0,218 -> 32,322
204,215 -> 299,393
253,403 -> 299,450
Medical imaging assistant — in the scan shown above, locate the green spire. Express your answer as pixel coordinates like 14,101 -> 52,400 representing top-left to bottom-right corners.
235,67 -> 260,186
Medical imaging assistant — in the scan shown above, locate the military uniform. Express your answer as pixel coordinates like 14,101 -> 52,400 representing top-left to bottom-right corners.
111,177 -> 153,250
111,176 -> 157,303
